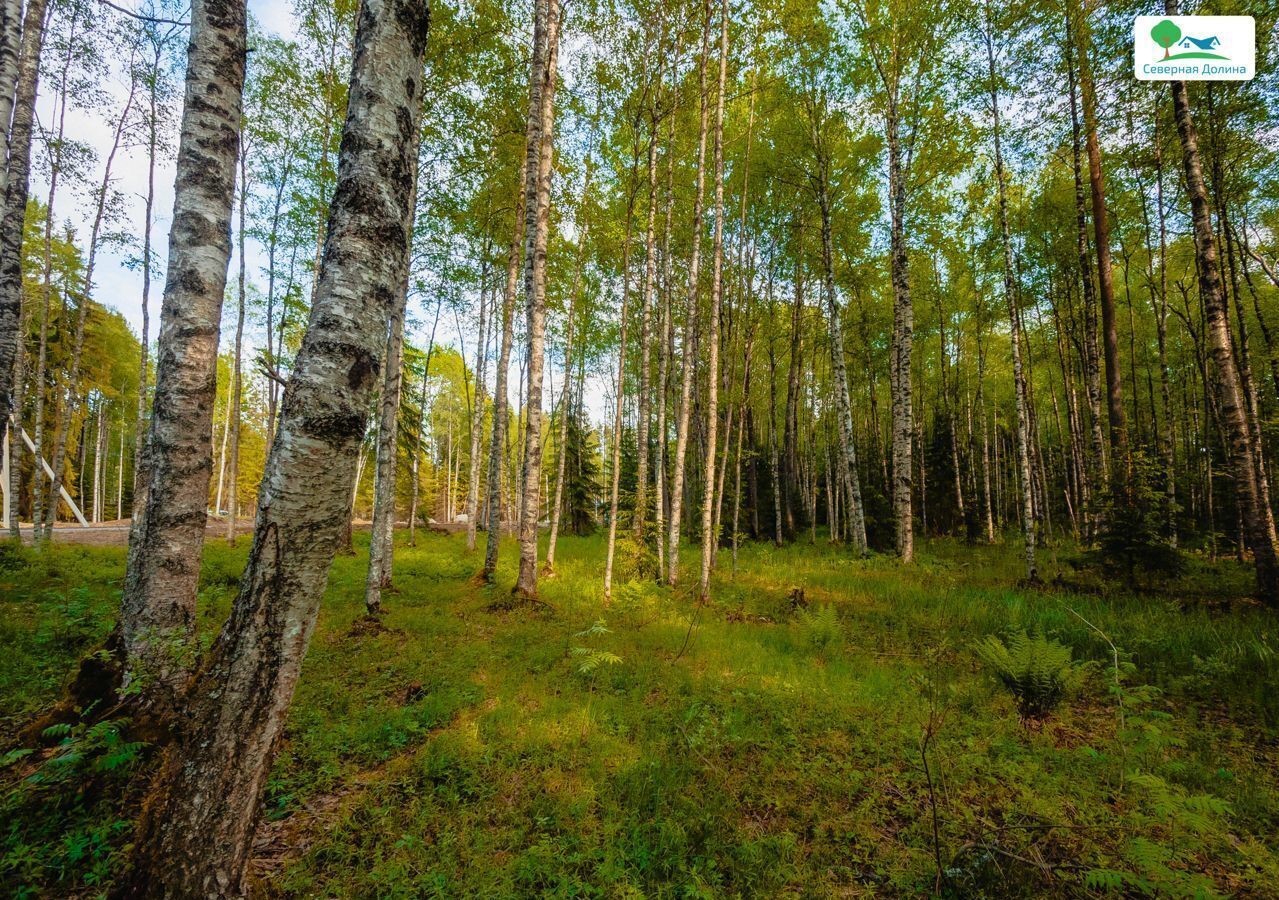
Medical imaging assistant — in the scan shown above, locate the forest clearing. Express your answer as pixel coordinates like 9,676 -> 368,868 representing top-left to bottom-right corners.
2,0 -> 1279,894
3,532 -> 1278,896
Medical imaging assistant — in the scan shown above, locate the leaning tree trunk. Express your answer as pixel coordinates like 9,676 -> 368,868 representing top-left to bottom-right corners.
365,290 -> 407,615
514,0 -> 560,600
31,2 -> 85,542
696,0 -> 728,603
665,2 -> 711,587
117,0 -> 247,703
120,4 -> 430,895
0,0 -> 48,541
1165,22 -> 1278,604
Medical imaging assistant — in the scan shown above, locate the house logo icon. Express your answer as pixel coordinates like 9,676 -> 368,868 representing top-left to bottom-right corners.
1150,19 -> 1227,61
1135,15 -> 1253,81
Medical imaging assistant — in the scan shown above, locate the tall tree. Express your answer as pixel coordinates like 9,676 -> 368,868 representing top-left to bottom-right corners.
0,0 -> 49,539
117,0 -> 247,703
121,2 -> 430,892
514,0 -> 561,599
697,0 -> 728,601
666,0 -> 711,587
1164,0 -> 1277,604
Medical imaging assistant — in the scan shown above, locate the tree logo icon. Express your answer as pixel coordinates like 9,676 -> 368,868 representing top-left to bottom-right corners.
1151,19 -> 1181,58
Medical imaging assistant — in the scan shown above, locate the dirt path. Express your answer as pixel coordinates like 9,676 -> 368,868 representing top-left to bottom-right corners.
12,519 -> 254,546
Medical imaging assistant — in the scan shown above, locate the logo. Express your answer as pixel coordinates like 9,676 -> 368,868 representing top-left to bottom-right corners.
1135,16 -> 1254,80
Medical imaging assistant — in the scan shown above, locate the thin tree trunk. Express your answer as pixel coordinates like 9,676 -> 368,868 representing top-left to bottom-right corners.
814,141 -> 867,553
514,0 -> 560,599
365,284 -> 407,615
697,0 -> 728,602
887,91 -> 913,561
1064,23 -> 1107,512
410,295 -> 442,546
226,143 -> 248,545
117,0 -> 247,702
465,256 -> 492,552
1071,0 -> 1127,476
121,5 -> 428,893
986,6 -> 1036,580
483,161 -> 530,578
603,155 -> 640,600
31,2 -> 84,542
0,0 -> 47,540
545,176 -> 589,572
666,1 -> 712,586
132,38 -> 161,522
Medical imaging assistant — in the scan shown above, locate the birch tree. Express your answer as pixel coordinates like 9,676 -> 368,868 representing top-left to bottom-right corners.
117,0 -> 247,702
122,3 -> 430,892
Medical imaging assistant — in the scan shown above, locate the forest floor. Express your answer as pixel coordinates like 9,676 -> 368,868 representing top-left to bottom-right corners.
1,531 -> 1277,897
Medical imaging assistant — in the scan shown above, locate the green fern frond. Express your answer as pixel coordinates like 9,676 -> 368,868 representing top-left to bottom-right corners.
973,629 -> 1079,720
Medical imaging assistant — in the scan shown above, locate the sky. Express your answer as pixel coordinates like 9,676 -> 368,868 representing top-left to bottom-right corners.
32,1 -> 610,425
33,0 -> 296,343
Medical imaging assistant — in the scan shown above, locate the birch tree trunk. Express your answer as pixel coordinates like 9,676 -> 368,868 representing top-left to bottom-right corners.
0,0 -> 47,541
226,145 -> 248,545
484,155 -> 528,580
886,93 -> 914,561
515,0 -> 560,599
117,0 -> 247,702
465,263 -> 491,552
814,144 -> 867,553
986,12 -> 1036,580
1165,10 -> 1278,603
132,39 -> 162,520
0,0 -> 23,196
603,161 -> 638,600
696,0 -> 728,602
31,2 -> 85,542
544,196 -> 588,573
121,4 -> 429,893
633,122 -> 659,544
365,290 -> 406,615
665,1 -> 711,586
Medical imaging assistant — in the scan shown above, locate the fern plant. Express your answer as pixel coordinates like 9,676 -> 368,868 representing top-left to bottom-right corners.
570,619 -> 623,676
796,604 -> 843,656
973,630 -> 1080,721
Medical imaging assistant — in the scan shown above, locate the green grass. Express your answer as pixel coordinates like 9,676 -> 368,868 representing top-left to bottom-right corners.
2,531 -> 1278,896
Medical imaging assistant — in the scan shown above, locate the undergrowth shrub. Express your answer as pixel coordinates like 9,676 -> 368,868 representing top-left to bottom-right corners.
795,604 -> 842,656
973,630 -> 1082,721
1,714 -> 149,895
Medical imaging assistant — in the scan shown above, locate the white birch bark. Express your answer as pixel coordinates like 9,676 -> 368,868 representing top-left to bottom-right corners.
118,0 -> 247,700
2,0 -> 50,540
123,3 -> 430,893
514,0 -> 560,598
